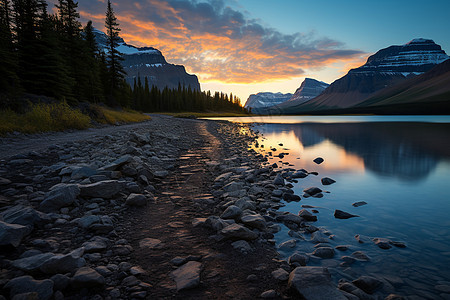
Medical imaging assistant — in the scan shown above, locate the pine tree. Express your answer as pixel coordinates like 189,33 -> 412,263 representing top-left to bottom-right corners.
0,0 -> 20,107
104,0 -> 125,104
82,20 -> 104,102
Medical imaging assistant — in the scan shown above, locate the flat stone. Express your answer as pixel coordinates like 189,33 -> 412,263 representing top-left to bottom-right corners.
288,267 -> 346,300
288,253 -> 308,266
311,231 -> 330,244
352,201 -> 367,207
39,184 -> 80,212
373,238 -> 392,249
334,210 -> 359,219
1,205 -> 48,230
283,193 -> 301,202
313,157 -> 324,164
101,155 -> 133,171
79,180 -> 122,199
82,240 -> 107,253
71,267 -> 105,288
321,177 -> 336,185
5,275 -> 53,300
139,238 -> 163,249
303,187 -> 322,196
221,223 -> 258,241
170,261 -> 202,291
0,221 -> 30,247
278,239 -> 297,250
352,251 -> 370,261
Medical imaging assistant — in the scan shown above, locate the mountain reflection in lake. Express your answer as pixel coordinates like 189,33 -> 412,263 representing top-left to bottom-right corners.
242,118 -> 450,298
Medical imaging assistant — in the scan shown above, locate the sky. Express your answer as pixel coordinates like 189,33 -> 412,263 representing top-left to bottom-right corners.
48,0 -> 450,104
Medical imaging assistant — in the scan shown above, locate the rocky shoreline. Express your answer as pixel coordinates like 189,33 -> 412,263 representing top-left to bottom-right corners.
0,115 -> 412,299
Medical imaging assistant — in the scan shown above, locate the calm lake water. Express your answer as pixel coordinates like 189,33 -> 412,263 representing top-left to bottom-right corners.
208,115 -> 450,298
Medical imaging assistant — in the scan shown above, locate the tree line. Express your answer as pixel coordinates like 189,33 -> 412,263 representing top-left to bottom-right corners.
0,0 -> 247,113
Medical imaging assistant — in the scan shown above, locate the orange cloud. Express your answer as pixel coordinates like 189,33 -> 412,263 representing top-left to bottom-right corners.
74,0 -> 365,84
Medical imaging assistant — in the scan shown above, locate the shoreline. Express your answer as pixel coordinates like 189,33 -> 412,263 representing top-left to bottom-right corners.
0,115 -> 289,299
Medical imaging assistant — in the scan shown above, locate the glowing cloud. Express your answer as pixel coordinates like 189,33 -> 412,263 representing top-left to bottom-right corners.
47,0 -> 365,84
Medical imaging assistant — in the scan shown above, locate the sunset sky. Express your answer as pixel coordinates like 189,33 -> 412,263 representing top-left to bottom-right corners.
47,0 -> 450,104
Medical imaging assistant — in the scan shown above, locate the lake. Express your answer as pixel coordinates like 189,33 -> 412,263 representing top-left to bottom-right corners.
207,115 -> 450,298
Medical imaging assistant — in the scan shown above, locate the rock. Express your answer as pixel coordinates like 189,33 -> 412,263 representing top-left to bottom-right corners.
5,276 -> 53,300
391,241 -> 406,248
260,290 -> 277,298
240,214 -> 266,230
79,180 -> 122,199
352,251 -> 370,261
338,282 -> 374,300
101,155 -> 133,171
335,245 -> 350,251
121,275 -> 140,286
130,266 -> 147,276
221,224 -> 258,241
273,173 -> 285,186
278,239 -> 296,250
0,221 -> 29,247
71,166 -> 97,180
1,205 -> 48,230
231,240 -> 252,253
125,193 -> 148,207
312,247 -> 335,259
82,240 -> 108,253
276,213 -> 302,225
303,187 -> 322,196
71,267 -> 105,288
0,177 -> 12,185
352,276 -> 383,294
311,231 -> 330,244
354,234 -> 367,243
283,193 -> 301,202
50,274 -> 70,291
341,256 -> 356,265
139,238 -> 163,249
204,216 -> 228,231
39,184 -> 80,212
298,209 -> 317,222
40,248 -> 86,274
154,170 -> 169,178
352,201 -> 367,207
288,253 -> 308,266
334,210 -> 359,219
12,292 -> 39,300
12,253 -> 55,272
223,181 -> 244,192
170,261 -> 202,291
321,177 -> 336,185
385,294 -> 405,300
272,189 -> 283,197
220,205 -> 242,220
272,268 -> 289,281
373,238 -> 392,249
288,267 -> 346,300
313,157 -> 324,164
292,171 -> 307,178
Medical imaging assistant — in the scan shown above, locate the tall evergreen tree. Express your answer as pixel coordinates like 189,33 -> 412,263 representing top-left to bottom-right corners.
82,20 -> 104,102
0,0 -> 20,107
104,0 -> 125,104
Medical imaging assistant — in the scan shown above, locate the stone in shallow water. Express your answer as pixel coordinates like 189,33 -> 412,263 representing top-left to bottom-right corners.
352,275 -> 383,294
170,261 -> 202,291
352,201 -> 367,207
334,210 -> 359,219
299,209 -> 317,222
313,157 -> 324,164
321,177 -> 336,185
288,267 -> 346,300
303,187 -> 322,196
312,247 -> 335,259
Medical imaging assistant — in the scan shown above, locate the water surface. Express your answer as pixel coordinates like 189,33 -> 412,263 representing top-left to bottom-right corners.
209,115 -> 450,298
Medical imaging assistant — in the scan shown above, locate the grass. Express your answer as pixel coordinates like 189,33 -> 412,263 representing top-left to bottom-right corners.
0,102 -> 90,135
92,105 -> 150,124
0,102 -> 150,135
159,112 -> 253,118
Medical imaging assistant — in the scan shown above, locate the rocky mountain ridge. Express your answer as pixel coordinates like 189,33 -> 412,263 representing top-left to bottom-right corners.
244,92 -> 293,109
93,29 -> 200,91
288,78 -> 329,105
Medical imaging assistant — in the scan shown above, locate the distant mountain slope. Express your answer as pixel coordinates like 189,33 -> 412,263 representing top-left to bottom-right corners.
359,59 -> 450,107
276,38 -> 449,113
244,92 -> 293,109
93,29 -> 200,91
287,78 -> 329,105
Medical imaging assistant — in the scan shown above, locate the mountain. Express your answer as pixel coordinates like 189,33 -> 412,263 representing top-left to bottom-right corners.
358,58 -> 450,110
93,29 -> 200,91
287,78 -> 329,104
244,92 -> 293,110
277,38 -> 449,113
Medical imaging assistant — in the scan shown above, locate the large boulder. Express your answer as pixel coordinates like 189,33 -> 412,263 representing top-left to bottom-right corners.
220,205 -> 242,220
170,261 -> 202,291
125,193 -> 148,206
288,267 -> 347,300
221,224 -> 258,241
12,253 -> 55,272
39,184 -> 80,212
5,276 -> 53,300
79,180 -> 123,199
0,221 -> 30,247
